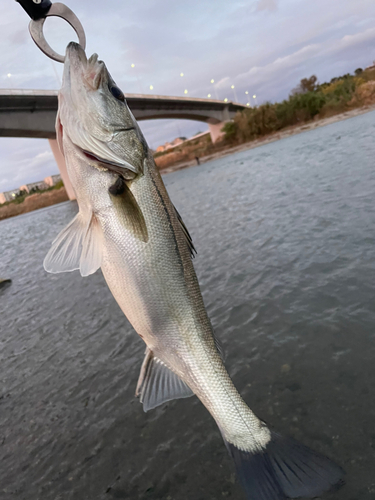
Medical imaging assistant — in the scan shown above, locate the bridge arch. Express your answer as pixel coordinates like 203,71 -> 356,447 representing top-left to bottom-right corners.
0,90 -> 246,198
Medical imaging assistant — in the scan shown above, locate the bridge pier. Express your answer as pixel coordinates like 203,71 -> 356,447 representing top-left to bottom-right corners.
48,139 -> 76,200
48,115 -> 229,196
208,121 -> 227,143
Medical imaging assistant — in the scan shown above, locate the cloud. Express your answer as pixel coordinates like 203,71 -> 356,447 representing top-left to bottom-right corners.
256,0 -> 278,12
1,0 -> 375,189
238,43 -> 322,83
0,140 -> 58,192
30,150 -> 54,167
215,26 -> 375,104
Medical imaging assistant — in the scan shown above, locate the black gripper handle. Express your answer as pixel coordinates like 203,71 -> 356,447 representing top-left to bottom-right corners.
15,0 -> 52,21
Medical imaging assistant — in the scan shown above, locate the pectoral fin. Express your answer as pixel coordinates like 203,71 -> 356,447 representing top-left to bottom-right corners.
109,176 -> 148,243
80,213 -> 104,276
136,348 -> 194,412
43,211 -> 103,277
56,111 -> 64,155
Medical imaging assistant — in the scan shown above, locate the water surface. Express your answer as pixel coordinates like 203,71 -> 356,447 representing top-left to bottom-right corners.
1,111 -> 375,499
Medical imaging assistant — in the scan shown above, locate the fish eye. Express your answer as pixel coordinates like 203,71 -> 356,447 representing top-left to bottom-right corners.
109,85 -> 125,102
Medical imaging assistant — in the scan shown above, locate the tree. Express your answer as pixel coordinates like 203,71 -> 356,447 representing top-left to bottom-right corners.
354,68 -> 363,76
291,75 -> 318,95
221,121 -> 237,142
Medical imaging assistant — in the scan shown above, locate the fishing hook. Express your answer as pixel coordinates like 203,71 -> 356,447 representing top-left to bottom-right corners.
16,0 -> 86,63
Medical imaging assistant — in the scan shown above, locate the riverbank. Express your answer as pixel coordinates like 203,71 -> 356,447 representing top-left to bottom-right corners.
159,104 -> 375,174
0,187 -> 68,221
1,104 -> 374,221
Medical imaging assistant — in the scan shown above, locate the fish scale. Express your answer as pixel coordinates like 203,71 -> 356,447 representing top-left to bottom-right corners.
43,41 -> 345,500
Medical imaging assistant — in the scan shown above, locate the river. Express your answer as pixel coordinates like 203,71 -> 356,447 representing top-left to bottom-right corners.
1,111 -> 375,500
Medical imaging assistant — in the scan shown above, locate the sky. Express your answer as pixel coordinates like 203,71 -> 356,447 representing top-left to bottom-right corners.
1,0 -> 375,192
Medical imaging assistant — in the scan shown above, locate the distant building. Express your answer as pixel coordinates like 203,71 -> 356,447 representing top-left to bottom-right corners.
0,189 -> 21,204
155,137 -> 188,152
188,131 -> 210,141
0,175 -> 62,204
44,174 -> 61,187
171,137 -> 184,146
19,181 -> 48,194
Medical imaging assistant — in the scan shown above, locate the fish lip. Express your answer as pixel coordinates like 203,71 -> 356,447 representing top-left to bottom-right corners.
112,127 -> 136,137
79,145 -> 138,177
65,42 -> 105,90
81,148 -> 123,169
65,41 -> 87,65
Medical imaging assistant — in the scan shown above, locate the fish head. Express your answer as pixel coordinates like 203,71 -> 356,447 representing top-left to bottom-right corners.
58,42 -> 147,177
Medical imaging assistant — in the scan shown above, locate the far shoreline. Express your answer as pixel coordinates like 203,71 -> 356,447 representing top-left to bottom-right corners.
0,188 -> 69,222
1,103 -> 374,222
159,104 -> 375,175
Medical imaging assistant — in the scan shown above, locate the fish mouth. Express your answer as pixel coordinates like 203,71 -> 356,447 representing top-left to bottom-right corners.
66,41 -> 87,64
77,143 -> 138,179
82,148 -> 127,172
65,42 -> 105,90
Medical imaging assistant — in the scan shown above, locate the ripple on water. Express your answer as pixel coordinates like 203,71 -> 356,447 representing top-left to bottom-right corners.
1,111 -> 375,499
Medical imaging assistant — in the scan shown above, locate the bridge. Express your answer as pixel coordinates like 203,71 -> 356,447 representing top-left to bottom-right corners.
0,89 -> 246,199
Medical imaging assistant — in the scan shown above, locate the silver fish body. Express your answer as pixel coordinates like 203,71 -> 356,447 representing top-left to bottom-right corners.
44,42 -> 344,499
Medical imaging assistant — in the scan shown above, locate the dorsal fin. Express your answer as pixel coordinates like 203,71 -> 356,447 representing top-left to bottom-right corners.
213,332 -> 225,360
173,205 -> 196,258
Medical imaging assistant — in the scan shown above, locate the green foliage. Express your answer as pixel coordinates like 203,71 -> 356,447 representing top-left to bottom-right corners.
221,121 -> 237,141
357,67 -> 375,83
291,75 -> 318,95
44,179 -> 64,191
230,104 -> 280,143
322,77 -> 356,103
52,179 -> 64,190
0,181 -> 65,207
276,91 -> 326,125
222,69 -> 375,145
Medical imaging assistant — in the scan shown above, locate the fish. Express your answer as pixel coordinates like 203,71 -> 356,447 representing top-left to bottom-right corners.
44,41 -> 344,500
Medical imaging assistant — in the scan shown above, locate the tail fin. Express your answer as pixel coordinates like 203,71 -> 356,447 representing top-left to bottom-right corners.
225,432 -> 345,500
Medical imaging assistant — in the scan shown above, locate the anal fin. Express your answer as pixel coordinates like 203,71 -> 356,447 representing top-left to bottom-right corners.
136,348 -> 194,412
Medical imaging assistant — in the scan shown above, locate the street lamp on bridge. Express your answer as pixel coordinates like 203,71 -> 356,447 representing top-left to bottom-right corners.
231,85 -> 238,102
210,79 -> 218,99
130,63 -> 143,93
7,73 -> 14,90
